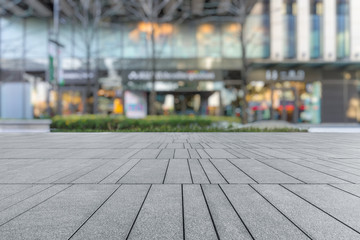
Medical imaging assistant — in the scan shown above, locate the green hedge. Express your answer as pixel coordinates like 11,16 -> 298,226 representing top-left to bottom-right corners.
51,115 -> 214,131
51,115 -> 306,132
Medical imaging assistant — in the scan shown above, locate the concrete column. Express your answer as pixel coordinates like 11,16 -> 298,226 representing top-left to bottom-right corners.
297,0 -> 310,61
270,0 -> 284,60
323,0 -> 336,61
349,0 -> 360,60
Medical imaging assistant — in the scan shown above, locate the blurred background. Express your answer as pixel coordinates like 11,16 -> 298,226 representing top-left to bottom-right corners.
0,0 -> 359,124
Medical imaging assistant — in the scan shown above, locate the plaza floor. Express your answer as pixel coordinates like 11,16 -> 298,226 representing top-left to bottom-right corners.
0,133 -> 359,239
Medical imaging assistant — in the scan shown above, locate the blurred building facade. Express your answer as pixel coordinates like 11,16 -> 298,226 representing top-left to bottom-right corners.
0,0 -> 359,123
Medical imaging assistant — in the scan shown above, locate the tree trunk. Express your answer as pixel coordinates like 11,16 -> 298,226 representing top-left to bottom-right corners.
149,23 -> 157,115
86,44 -> 92,114
240,21 -> 248,124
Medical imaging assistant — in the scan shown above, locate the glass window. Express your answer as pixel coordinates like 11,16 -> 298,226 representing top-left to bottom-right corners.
25,18 -> 47,59
283,0 -> 297,58
123,22 -> 149,59
310,0 -> 323,59
196,23 -> 221,58
98,23 -> 122,58
1,17 -> 23,59
246,1 -> 270,59
337,0 -> 350,59
173,24 -> 196,58
222,23 -> 241,58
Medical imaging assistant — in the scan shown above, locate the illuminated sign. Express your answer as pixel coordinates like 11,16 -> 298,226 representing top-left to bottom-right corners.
266,70 -> 305,81
126,70 -> 216,81
124,91 -> 147,119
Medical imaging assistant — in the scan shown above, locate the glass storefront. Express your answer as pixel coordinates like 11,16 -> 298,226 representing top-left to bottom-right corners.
247,80 -> 322,123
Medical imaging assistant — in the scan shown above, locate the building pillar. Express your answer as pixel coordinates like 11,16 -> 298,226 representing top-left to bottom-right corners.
297,0 -> 310,61
349,0 -> 360,60
270,0 -> 284,60
323,0 -> 336,61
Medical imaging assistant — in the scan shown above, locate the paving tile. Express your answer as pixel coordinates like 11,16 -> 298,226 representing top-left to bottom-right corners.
0,185 -> 68,225
253,184 -> 360,240
71,185 -> 150,240
166,143 -> 184,149
128,185 -> 183,240
183,185 -> 217,240
202,185 -> 252,240
174,149 -> 190,158
284,184 -> 360,232
0,185 -> 31,201
196,149 -> 210,158
131,149 -> 161,158
229,159 -> 301,183
188,159 -> 209,184
198,159 -> 227,184
0,185 -> 51,212
119,160 -> 168,184
164,159 -> 192,183
331,184 -> 360,198
0,184 -> 117,240
210,159 -> 255,183
72,159 -> 130,183
221,185 -> 309,240
157,149 -> 174,158
258,159 -> 348,183
100,159 -> 140,184
204,149 -> 236,158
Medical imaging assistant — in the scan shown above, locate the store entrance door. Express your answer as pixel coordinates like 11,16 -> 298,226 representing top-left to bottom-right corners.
271,87 -> 299,123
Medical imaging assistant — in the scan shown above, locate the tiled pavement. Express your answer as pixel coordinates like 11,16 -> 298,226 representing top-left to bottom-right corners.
0,133 -> 360,239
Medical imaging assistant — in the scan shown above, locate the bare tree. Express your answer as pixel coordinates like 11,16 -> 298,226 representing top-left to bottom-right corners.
64,0 -> 104,114
228,0 -> 258,124
123,0 -> 185,115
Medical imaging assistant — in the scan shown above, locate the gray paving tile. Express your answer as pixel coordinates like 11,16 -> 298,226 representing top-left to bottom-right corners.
0,185 -> 68,225
258,159 -> 348,183
284,184 -> 360,232
188,159 -> 209,184
204,149 -> 236,158
72,159 -> 130,184
196,149 -> 210,158
128,185 -> 183,240
164,159 -> 192,183
0,184 -> 117,240
131,149 -> 161,158
119,160 -> 168,184
0,185 -> 30,201
253,184 -> 360,240
210,159 -> 255,183
188,149 -> 200,158
331,184 -> 360,198
166,143 -> 184,149
199,159 -> 227,184
283,159 -> 360,183
183,185 -> 217,240
229,159 -> 301,183
0,185 -> 51,212
221,185 -> 309,240
174,149 -> 190,158
202,185 -> 252,240
157,149 -> 174,158
71,184 -> 150,240
100,158 -> 140,184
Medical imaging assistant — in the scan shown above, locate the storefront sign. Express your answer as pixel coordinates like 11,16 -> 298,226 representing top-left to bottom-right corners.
62,71 -> 96,84
266,69 -> 305,81
124,91 -> 147,119
125,70 -> 216,81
